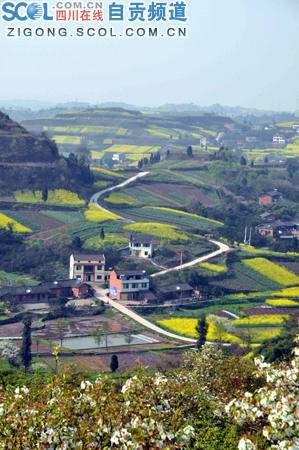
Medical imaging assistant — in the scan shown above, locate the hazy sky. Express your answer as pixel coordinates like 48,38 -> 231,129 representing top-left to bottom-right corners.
0,0 -> 298,110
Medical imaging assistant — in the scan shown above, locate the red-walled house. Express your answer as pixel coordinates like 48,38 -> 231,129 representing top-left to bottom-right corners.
258,190 -> 282,205
109,270 -> 149,300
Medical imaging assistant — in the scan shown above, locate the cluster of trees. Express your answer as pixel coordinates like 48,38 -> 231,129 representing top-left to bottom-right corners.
138,151 -> 160,169
0,224 -> 122,281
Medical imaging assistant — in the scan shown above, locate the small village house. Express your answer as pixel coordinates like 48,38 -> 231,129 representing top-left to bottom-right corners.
0,279 -> 90,304
109,270 -> 149,300
69,254 -> 110,282
258,190 -> 282,205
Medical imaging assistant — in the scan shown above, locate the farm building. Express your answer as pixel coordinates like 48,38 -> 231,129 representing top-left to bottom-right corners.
155,283 -> 194,302
109,270 -> 149,301
255,221 -> 299,240
129,234 -> 154,258
69,254 -> 111,282
258,190 -> 282,205
0,279 -> 90,304
118,235 -> 154,258
259,212 -> 276,221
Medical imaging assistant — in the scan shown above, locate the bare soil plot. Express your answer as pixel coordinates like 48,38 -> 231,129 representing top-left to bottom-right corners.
41,355 -> 110,372
147,183 -> 218,207
278,262 -> 299,276
0,320 -> 41,338
32,316 -> 130,340
101,350 -> 183,371
18,210 -> 64,229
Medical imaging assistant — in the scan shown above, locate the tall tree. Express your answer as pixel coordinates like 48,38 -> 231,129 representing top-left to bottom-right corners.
195,314 -> 209,350
187,146 -> 193,158
20,314 -> 32,372
155,151 -> 160,162
42,185 -> 48,203
250,160 -> 254,168
56,318 -> 68,347
72,236 -> 82,251
100,226 -> 105,240
138,160 -> 143,169
150,153 -> 154,164
125,335 -> 133,351
110,354 -> 118,373
240,156 -> 247,166
102,322 -> 111,353
91,328 -> 103,350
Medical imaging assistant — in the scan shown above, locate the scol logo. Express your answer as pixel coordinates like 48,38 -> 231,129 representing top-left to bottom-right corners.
1,2 -> 53,20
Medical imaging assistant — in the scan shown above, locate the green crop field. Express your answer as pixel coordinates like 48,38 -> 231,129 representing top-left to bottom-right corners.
122,206 -> 223,229
39,211 -> 85,224
234,262 -> 284,291
0,210 -> 44,232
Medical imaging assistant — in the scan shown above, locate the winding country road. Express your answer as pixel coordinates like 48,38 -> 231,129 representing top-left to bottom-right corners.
90,171 -> 230,343
90,171 -> 149,219
92,285 -> 197,344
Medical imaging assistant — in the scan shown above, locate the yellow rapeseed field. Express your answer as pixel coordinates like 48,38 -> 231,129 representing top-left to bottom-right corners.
14,189 -> 85,206
104,192 -> 140,205
157,318 -> 241,343
272,287 -> 299,297
145,207 -> 224,225
85,233 -> 129,249
199,262 -> 226,272
232,315 -> 289,327
123,222 -> 188,240
84,204 -> 121,222
265,298 -> 299,307
0,213 -> 31,233
243,257 -> 299,286
91,167 -> 125,178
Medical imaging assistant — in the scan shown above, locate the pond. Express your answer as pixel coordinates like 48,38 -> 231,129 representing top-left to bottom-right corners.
53,334 -> 159,350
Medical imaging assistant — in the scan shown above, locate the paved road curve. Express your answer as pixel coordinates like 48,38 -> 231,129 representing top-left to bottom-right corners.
90,171 -> 149,220
89,170 -> 230,342
150,240 -> 229,277
92,285 -> 197,344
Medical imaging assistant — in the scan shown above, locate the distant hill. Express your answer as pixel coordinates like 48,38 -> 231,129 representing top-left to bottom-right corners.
0,111 -> 93,195
0,111 -> 59,163
21,107 -> 231,164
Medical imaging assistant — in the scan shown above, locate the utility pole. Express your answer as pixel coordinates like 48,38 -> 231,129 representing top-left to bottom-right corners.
180,251 -> 183,269
244,227 -> 252,249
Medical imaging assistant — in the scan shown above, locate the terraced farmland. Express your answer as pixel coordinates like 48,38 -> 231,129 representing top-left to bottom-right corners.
39,210 -> 85,224
17,211 -> 65,230
0,210 -> 45,232
122,206 -> 223,229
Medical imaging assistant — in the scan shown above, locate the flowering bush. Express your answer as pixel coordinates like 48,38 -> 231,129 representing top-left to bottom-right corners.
0,365 -> 196,449
227,338 -> 299,449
